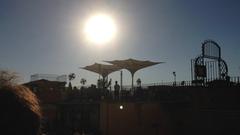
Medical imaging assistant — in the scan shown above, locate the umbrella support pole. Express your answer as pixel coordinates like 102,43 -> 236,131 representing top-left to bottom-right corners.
131,73 -> 134,96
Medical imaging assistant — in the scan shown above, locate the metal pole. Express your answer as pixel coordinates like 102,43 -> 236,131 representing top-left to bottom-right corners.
218,59 -> 221,79
120,70 -> 123,91
191,59 -> 193,81
174,75 -> 176,85
210,61 -> 212,81
131,73 -> 134,94
205,61 -> 208,82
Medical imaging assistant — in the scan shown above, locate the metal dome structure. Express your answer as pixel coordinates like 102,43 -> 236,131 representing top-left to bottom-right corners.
191,40 -> 228,85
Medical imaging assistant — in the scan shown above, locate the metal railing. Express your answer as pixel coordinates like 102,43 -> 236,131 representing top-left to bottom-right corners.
120,76 -> 240,90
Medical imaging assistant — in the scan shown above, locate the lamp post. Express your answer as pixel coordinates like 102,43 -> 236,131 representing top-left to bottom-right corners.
238,67 -> 240,84
173,71 -> 176,86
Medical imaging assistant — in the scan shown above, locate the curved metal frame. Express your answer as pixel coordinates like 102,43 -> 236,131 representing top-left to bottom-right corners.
193,40 -> 228,84
202,40 -> 221,59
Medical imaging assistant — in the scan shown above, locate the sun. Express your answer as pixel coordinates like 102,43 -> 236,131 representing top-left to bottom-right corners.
84,13 -> 117,45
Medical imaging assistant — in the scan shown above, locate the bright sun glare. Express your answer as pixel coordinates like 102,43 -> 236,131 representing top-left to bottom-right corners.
84,14 -> 117,45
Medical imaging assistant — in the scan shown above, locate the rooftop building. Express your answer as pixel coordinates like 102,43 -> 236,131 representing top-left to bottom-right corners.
30,74 -> 67,82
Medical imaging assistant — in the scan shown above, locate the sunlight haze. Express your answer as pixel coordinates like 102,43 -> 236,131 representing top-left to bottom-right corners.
84,13 -> 117,45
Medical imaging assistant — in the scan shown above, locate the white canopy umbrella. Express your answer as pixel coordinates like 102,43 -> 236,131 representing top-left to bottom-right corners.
105,58 -> 164,90
81,63 -> 121,88
81,63 -> 121,78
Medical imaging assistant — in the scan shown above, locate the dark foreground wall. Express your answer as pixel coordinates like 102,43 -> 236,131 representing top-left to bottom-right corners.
29,82 -> 240,135
100,102 -> 170,135
99,86 -> 240,135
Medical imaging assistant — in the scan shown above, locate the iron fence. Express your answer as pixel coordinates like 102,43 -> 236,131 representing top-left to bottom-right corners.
121,76 -> 240,90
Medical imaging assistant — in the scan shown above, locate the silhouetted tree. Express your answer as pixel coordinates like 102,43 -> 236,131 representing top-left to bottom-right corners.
0,70 -> 19,86
80,78 -> 86,86
68,73 -> 76,90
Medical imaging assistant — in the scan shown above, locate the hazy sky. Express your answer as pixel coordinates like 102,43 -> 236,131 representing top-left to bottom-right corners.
1,0 -> 240,86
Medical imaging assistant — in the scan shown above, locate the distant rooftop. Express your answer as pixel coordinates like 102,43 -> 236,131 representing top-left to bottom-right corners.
30,74 -> 67,82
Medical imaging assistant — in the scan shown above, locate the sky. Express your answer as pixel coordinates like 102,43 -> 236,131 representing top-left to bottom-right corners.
0,0 -> 240,86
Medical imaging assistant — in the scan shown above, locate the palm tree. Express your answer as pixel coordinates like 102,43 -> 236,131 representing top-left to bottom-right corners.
68,73 -> 76,90
80,78 -> 87,86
